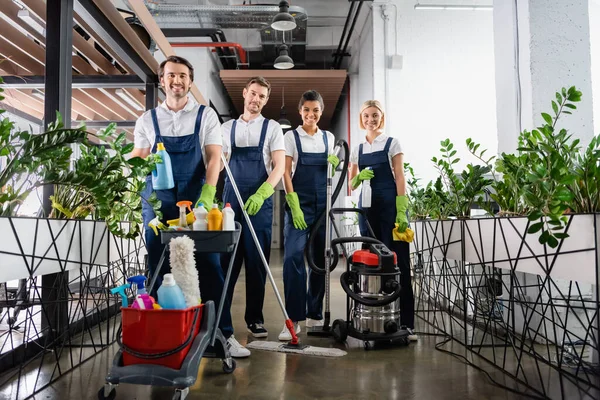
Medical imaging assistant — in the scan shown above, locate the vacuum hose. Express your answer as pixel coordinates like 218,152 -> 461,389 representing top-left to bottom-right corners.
305,139 -> 349,275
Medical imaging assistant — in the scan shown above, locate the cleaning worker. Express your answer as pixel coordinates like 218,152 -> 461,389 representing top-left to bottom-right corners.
348,99 -> 417,341
131,56 -> 246,358
221,76 -> 285,348
279,90 -> 339,341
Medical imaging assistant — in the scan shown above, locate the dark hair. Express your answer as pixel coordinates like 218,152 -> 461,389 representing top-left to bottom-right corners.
298,90 -> 324,111
158,55 -> 194,82
245,76 -> 271,95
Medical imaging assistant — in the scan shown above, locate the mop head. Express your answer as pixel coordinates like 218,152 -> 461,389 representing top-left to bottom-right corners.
169,236 -> 201,307
246,341 -> 347,357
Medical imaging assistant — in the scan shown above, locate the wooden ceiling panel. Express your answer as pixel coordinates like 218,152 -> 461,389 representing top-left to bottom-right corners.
220,70 -> 347,130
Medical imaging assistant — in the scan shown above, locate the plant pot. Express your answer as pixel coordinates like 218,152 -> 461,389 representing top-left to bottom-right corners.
413,219 -> 462,260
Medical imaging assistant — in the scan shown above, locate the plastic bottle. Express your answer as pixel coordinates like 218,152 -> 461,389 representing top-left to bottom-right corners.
361,167 -> 372,208
193,204 -> 208,231
176,201 -> 193,228
126,275 -> 147,295
222,203 -> 235,231
152,142 -> 174,190
207,204 -> 223,231
157,273 -> 187,309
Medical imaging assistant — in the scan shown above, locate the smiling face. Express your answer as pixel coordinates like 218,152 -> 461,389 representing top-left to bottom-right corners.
160,61 -> 191,100
243,83 -> 270,115
299,100 -> 322,129
361,106 -> 383,131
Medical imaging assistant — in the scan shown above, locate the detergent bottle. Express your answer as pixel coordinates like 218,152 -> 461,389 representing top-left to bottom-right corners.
176,201 -> 193,228
222,203 -> 235,231
207,204 -> 223,231
361,167 -> 372,208
157,273 -> 187,309
152,142 -> 174,190
193,204 -> 208,231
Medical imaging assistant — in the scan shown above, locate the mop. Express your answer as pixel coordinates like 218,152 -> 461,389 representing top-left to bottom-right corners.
221,153 -> 346,358
169,236 -> 201,307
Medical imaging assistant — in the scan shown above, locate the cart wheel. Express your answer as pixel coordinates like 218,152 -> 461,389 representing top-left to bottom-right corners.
97,386 -> 116,400
173,387 -> 189,400
222,358 -> 236,374
332,319 -> 347,343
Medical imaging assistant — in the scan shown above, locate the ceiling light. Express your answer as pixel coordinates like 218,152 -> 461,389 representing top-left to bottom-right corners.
17,9 -> 46,36
271,1 -> 297,31
274,44 -> 294,70
278,87 -> 292,129
115,89 -> 144,111
414,4 -> 493,11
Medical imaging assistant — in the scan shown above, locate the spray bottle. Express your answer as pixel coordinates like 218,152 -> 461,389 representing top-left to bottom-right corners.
126,275 -> 147,295
176,201 -> 193,228
110,284 -> 129,308
361,166 -> 372,208
152,142 -> 174,190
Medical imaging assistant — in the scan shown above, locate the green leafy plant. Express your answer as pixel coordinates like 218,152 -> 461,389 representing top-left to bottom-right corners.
405,163 -> 429,220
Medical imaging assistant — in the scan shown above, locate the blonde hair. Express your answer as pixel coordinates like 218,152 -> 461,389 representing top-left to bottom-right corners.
359,100 -> 385,130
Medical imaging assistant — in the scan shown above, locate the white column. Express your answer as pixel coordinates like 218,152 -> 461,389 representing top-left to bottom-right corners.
493,0 -> 595,154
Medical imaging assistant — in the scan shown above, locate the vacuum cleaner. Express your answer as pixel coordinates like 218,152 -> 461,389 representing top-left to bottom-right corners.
329,209 -> 410,349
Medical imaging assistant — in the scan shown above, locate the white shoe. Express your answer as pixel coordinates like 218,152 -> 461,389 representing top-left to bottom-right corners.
278,322 -> 301,341
305,318 -> 323,328
406,327 -> 418,342
227,336 -> 250,358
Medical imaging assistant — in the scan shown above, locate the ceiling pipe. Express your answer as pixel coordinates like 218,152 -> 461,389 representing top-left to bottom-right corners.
170,42 -> 248,67
333,1 -> 364,69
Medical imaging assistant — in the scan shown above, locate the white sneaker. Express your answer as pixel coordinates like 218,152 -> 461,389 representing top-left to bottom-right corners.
278,322 -> 301,341
305,318 -> 323,328
406,328 -> 418,342
227,336 -> 250,358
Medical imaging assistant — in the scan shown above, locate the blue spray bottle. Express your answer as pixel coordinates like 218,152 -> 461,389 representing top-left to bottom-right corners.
110,284 -> 130,308
152,142 -> 174,190
127,275 -> 147,295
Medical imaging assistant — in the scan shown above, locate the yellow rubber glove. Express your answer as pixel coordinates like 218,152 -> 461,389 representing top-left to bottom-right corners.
196,184 -> 216,211
167,212 -> 195,227
285,192 -> 307,230
351,168 -> 374,190
393,225 -> 414,243
327,154 -> 340,177
244,182 -> 274,216
396,195 -> 409,233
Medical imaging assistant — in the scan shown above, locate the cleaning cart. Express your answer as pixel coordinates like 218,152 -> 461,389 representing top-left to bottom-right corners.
98,222 -> 241,400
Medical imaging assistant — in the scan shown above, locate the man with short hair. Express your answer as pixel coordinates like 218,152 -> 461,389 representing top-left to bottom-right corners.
221,76 -> 285,348
132,55 -> 248,358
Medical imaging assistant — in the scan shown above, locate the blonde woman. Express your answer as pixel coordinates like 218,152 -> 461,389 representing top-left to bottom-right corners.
348,100 -> 416,341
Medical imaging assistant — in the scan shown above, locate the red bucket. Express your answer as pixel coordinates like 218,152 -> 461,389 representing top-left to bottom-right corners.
121,304 -> 203,370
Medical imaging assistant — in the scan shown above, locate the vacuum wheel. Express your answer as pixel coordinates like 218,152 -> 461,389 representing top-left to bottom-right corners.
222,358 -> 236,373
97,386 -> 116,400
331,319 -> 348,343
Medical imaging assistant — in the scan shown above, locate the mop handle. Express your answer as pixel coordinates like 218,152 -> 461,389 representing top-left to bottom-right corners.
220,153 -> 292,323
324,144 -> 342,316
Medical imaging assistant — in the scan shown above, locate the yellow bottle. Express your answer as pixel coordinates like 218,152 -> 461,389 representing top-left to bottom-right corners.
207,204 -> 223,231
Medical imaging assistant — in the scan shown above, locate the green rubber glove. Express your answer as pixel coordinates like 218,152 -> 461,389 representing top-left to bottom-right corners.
244,182 -> 274,216
285,192 -> 307,230
351,168 -> 375,190
196,184 -> 216,211
327,154 -> 340,177
396,195 -> 409,233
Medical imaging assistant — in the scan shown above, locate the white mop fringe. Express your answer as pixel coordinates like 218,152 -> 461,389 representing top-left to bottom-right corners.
245,341 -> 347,357
169,236 -> 201,307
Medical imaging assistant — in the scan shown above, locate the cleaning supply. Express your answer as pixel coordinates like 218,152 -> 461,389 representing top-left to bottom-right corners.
147,217 -> 168,236
169,236 -> 201,307
222,203 -> 235,231
361,167 -> 372,208
157,273 -> 187,309
393,225 -> 414,243
152,142 -> 174,190
167,212 -> 195,227
110,284 -> 129,308
176,201 -> 193,228
207,204 -> 223,231
127,275 -> 147,295
193,204 -> 208,231
131,294 -> 159,310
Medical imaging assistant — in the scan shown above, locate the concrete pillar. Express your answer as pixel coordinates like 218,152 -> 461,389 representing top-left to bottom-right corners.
493,0 -> 595,154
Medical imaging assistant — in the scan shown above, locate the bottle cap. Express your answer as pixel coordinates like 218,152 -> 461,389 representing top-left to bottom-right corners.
212,203 -> 219,208
163,273 -> 176,286
225,203 -> 231,208
157,142 -> 166,151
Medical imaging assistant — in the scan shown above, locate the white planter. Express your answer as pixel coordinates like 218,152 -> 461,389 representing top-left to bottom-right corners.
0,217 -> 145,283
463,215 -> 597,285
413,219 -> 462,260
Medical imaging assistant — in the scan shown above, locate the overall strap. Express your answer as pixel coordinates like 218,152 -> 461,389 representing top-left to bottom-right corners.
383,137 -> 393,153
292,130 -> 303,155
258,119 -> 269,149
151,109 -> 163,144
193,105 -> 205,137
230,120 -> 238,150
322,130 -> 329,155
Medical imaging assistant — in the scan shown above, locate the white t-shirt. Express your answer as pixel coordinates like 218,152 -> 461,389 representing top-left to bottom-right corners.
350,134 -> 403,172
221,115 -> 285,174
133,98 -> 222,166
284,126 -> 336,174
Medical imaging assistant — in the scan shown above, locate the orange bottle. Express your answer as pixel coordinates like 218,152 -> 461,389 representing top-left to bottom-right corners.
207,204 -> 223,231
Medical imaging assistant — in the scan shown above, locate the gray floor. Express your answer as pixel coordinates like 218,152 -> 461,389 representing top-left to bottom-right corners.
13,250 -> 558,399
